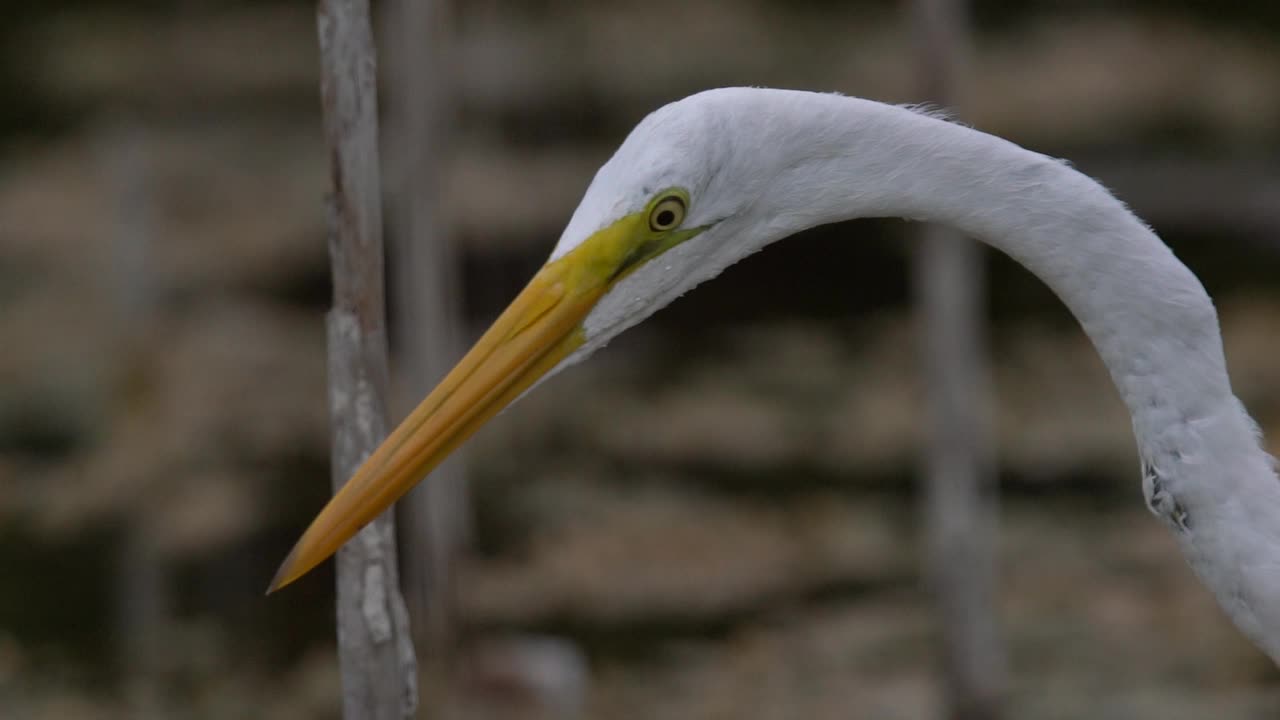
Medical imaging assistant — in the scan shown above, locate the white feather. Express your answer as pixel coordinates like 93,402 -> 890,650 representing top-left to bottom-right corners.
548,87 -> 1280,663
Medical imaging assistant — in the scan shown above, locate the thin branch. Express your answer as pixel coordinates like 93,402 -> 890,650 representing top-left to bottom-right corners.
316,0 -> 419,717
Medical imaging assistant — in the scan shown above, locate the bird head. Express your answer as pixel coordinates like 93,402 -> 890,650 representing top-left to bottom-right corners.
269,90 -> 770,591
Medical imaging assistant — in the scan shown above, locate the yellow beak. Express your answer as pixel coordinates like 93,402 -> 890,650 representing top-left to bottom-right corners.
270,197 -> 709,592
269,264 -> 600,592
268,215 -> 642,592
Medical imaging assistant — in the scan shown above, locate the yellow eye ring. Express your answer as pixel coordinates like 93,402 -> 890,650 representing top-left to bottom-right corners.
648,195 -> 687,232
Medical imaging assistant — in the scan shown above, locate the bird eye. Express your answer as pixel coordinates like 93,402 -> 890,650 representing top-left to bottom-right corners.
648,195 -> 686,232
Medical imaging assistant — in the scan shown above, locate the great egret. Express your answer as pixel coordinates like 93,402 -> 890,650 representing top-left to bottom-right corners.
272,87 -> 1280,664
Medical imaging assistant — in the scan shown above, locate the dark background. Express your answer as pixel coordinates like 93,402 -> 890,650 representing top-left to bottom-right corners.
2,0 -> 1280,717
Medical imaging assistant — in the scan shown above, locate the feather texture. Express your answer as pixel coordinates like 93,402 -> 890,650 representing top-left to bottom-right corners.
550,87 -> 1280,663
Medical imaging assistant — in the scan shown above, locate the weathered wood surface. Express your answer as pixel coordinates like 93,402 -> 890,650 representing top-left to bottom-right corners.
317,0 -> 419,717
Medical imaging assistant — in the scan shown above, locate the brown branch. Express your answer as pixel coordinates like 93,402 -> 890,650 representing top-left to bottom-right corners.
316,0 -> 419,717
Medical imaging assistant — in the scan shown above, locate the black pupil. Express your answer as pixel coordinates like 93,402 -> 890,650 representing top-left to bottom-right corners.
655,209 -> 676,227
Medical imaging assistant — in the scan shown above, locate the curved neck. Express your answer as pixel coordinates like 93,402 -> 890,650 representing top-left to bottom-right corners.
721,91 -> 1280,661
745,97 -> 1233,442
575,89 -> 1280,660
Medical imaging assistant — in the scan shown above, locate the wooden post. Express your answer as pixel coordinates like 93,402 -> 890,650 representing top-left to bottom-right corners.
316,1 -> 419,717
382,0 -> 470,656
910,0 -> 1007,717
101,119 -> 169,715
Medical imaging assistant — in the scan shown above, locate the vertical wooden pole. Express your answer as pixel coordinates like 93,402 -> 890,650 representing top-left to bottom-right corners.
383,0 -> 470,656
102,120 -> 168,715
909,0 -> 1007,717
316,1 -> 419,717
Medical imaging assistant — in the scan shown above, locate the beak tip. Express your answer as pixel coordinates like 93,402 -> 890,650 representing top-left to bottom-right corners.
266,546 -> 302,595
266,263 -> 592,598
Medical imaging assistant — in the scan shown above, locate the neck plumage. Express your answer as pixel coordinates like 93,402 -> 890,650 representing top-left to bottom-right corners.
748,96 -> 1226,429
741,91 -> 1280,662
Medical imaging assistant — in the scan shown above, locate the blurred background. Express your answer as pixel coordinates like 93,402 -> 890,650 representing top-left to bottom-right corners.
3,0 -> 1280,718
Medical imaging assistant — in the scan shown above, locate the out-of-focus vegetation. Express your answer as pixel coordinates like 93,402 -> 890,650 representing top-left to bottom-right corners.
2,1 -> 1280,717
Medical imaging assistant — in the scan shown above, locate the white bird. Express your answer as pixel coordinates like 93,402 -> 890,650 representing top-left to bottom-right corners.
271,87 -> 1280,664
